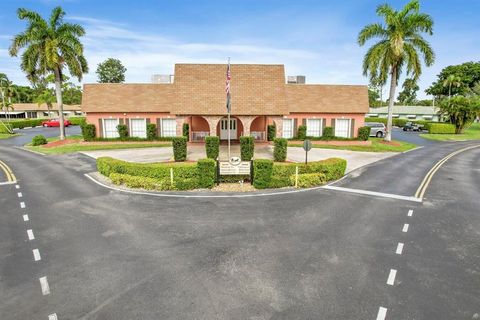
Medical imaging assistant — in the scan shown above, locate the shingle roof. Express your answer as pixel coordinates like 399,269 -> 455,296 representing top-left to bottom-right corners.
368,106 -> 438,115
12,103 -> 82,111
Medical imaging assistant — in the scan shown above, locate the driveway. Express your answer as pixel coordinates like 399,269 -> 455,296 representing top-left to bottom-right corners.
82,144 -> 398,173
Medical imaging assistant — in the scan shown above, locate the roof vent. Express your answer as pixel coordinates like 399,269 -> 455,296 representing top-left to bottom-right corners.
287,75 -> 306,84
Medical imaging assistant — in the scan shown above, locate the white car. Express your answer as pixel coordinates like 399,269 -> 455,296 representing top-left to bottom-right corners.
365,122 -> 386,137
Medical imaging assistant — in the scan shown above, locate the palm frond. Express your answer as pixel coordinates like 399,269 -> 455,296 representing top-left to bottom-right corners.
358,23 -> 387,45
49,7 -> 65,29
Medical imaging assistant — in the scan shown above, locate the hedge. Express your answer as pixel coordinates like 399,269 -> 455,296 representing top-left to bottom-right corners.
428,123 -> 456,134
357,126 -> 370,141
81,123 -> 96,141
32,135 -> 47,146
117,124 -> 128,139
253,158 -> 347,189
297,125 -> 307,140
205,136 -> 219,159
273,138 -> 287,162
6,119 -> 45,129
239,136 -> 254,161
183,123 -> 189,141
323,126 -> 334,139
68,117 -> 86,125
364,117 -> 409,128
172,136 -> 187,161
290,172 -> 326,188
147,123 -> 157,140
97,157 -> 216,190
267,124 -> 276,141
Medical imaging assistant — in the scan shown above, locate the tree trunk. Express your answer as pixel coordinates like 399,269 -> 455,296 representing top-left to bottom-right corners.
54,68 -> 65,140
385,66 -> 398,142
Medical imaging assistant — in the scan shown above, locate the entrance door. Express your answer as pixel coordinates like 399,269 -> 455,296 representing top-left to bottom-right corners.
103,118 -> 120,138
220,118 -> 237,140
335,119 -> 351,138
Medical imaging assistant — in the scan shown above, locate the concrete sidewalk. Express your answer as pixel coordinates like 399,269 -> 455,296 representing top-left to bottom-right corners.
81,144 -> 398,173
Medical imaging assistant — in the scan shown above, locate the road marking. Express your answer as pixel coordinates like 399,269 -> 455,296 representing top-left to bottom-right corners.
387,269 -> 397,285
0,181 -> 16,186
0,159 -> 16,182
402,224 -> 409,232
376,307 -> 388,320
48,314 -> 58,320
17,192 -> 23,197
408,209 -> 413,217
15,184 -> 20,189
396,242 -> 404,255
27,229 -> 35,240
23,214 -> 29,221
321,185 -> 422,202
20,201 -> 25,208
33,249 -> 41,261
13,146 -> 46,156
415,144 -> 480,199
39,276 -> 50,295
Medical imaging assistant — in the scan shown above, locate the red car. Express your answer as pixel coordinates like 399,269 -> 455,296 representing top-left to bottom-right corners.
42,119 -> 72,127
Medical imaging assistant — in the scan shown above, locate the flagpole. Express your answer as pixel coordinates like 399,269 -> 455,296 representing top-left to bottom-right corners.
227,57 -> 231,160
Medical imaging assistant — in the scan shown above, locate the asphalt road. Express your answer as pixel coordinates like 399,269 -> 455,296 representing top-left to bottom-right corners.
5,125 -> 81,146
0,130 -> 479,319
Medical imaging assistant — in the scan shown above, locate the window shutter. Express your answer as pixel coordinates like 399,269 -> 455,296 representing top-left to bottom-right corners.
157,118 -> 162,137
98,119 -> 103,138
119,118 -> 124,125
146,118 -> 151,125
124,118 -> 130,135
302,118 -> 307,126
331,119 -> 336,131
293,119 -> 298,137
322,119 -> 326,132
350,119 -> 355,138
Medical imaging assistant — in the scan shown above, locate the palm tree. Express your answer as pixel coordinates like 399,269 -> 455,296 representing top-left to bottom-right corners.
358,0 -> 435,141
35,89 -> 56,119
442,74 -> 462,98
9,7 -> 88,140
0,73 -> 16,124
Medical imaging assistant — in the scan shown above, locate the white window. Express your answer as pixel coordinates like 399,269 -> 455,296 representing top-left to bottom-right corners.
103,118 -> 120,138
161,119 -> 177,137
282,119 -> 294,138
335,119 -> 351,138
129,118 -> 147,138
306,119 -> 322,137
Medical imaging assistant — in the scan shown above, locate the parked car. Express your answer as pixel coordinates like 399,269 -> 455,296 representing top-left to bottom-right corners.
403,121 -> 424,131
364,122 -> 386,138
42,119 -> 72,127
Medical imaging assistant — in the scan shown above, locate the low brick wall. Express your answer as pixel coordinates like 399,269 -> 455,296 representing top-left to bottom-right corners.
289,140 -> 372,146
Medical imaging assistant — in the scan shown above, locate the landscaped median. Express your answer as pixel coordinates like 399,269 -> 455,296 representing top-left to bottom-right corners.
96,156 -> 347,192
289,138 -> 416,152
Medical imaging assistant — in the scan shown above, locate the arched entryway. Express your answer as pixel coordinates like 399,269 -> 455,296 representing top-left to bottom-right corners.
249,116 -> 268,141
216,116 -> 244,140
188,116 -> 210,141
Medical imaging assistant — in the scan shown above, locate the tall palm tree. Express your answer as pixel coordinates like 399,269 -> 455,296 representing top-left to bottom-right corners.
9,7 -> 88,140
358,0 -> 435,141
442,74 -> 462,98
0,73 -> 16,124
35,89 -> 56,119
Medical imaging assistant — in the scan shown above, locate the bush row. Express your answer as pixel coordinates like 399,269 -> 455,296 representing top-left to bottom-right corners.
252,158 -> 346,189
428,123 -> 456,134
97,157 -> 216,190
80,123 -> 173,142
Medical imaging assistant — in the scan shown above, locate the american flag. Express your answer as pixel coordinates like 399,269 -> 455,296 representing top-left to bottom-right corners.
226,60 -> 231,112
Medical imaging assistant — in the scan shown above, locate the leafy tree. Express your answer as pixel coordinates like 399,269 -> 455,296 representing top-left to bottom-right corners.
368,88 -> 381,107
442,74 -> 462,98
397,78 -> 419,105
10,7 -> 88,140
438,96 -> 480,133
358,0 -> 434,141
35,89 -> 56,118
426,62 -> 480,97
96,58 -> 127,83
416,99 -> 433,106
11,85 -> 35,103
62,82 -> 82,104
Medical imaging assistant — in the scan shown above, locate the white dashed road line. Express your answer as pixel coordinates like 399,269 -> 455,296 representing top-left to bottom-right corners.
27,229 -> 35,240
396,242 -> 404,255
20,201 -> 25,208
23,214 -> 29,221
408,209 -> 413,217
387,269 -> 397,285
376,307 -> 388,320
33,249 -> 41,261
17,192 -> 23,197
402,224 -> 409,232
48,313 -> 58,320
15,185 -> 20,189
39,276 -> 50,295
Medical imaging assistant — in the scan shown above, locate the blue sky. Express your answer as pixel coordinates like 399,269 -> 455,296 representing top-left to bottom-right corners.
0,0 -> 479,99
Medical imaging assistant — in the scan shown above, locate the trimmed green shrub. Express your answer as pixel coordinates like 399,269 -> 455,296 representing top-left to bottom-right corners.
290,172 -> 327,188
357,126 -> 370,141
253,159 -> 273,189
7,119 -> 45,129
174,178 -> 198,191
147,123 -> 157,140
68,117 -> 86,126
267,124 -> 276,141
110,172 -> 169,190
428,123 -> 456,134
183,123 -> 189,141
273,138 -> 287,162
323,126 -> 334,139
117,124 -> 128,139
31,135 -> 47,146
297,125 -> 307,140
365,117 -> 409,127
205,136 -> 220,159
81,123 -> 96,141
197,158 -> 216,188
239,136 -> 254,161
172,136 -> 187,161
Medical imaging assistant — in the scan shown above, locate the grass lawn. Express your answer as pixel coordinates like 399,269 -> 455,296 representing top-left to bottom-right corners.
289,138 -> 417,152
0,133 -> 21,140
25,135 -> 171,154
420,123 -> 480,141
